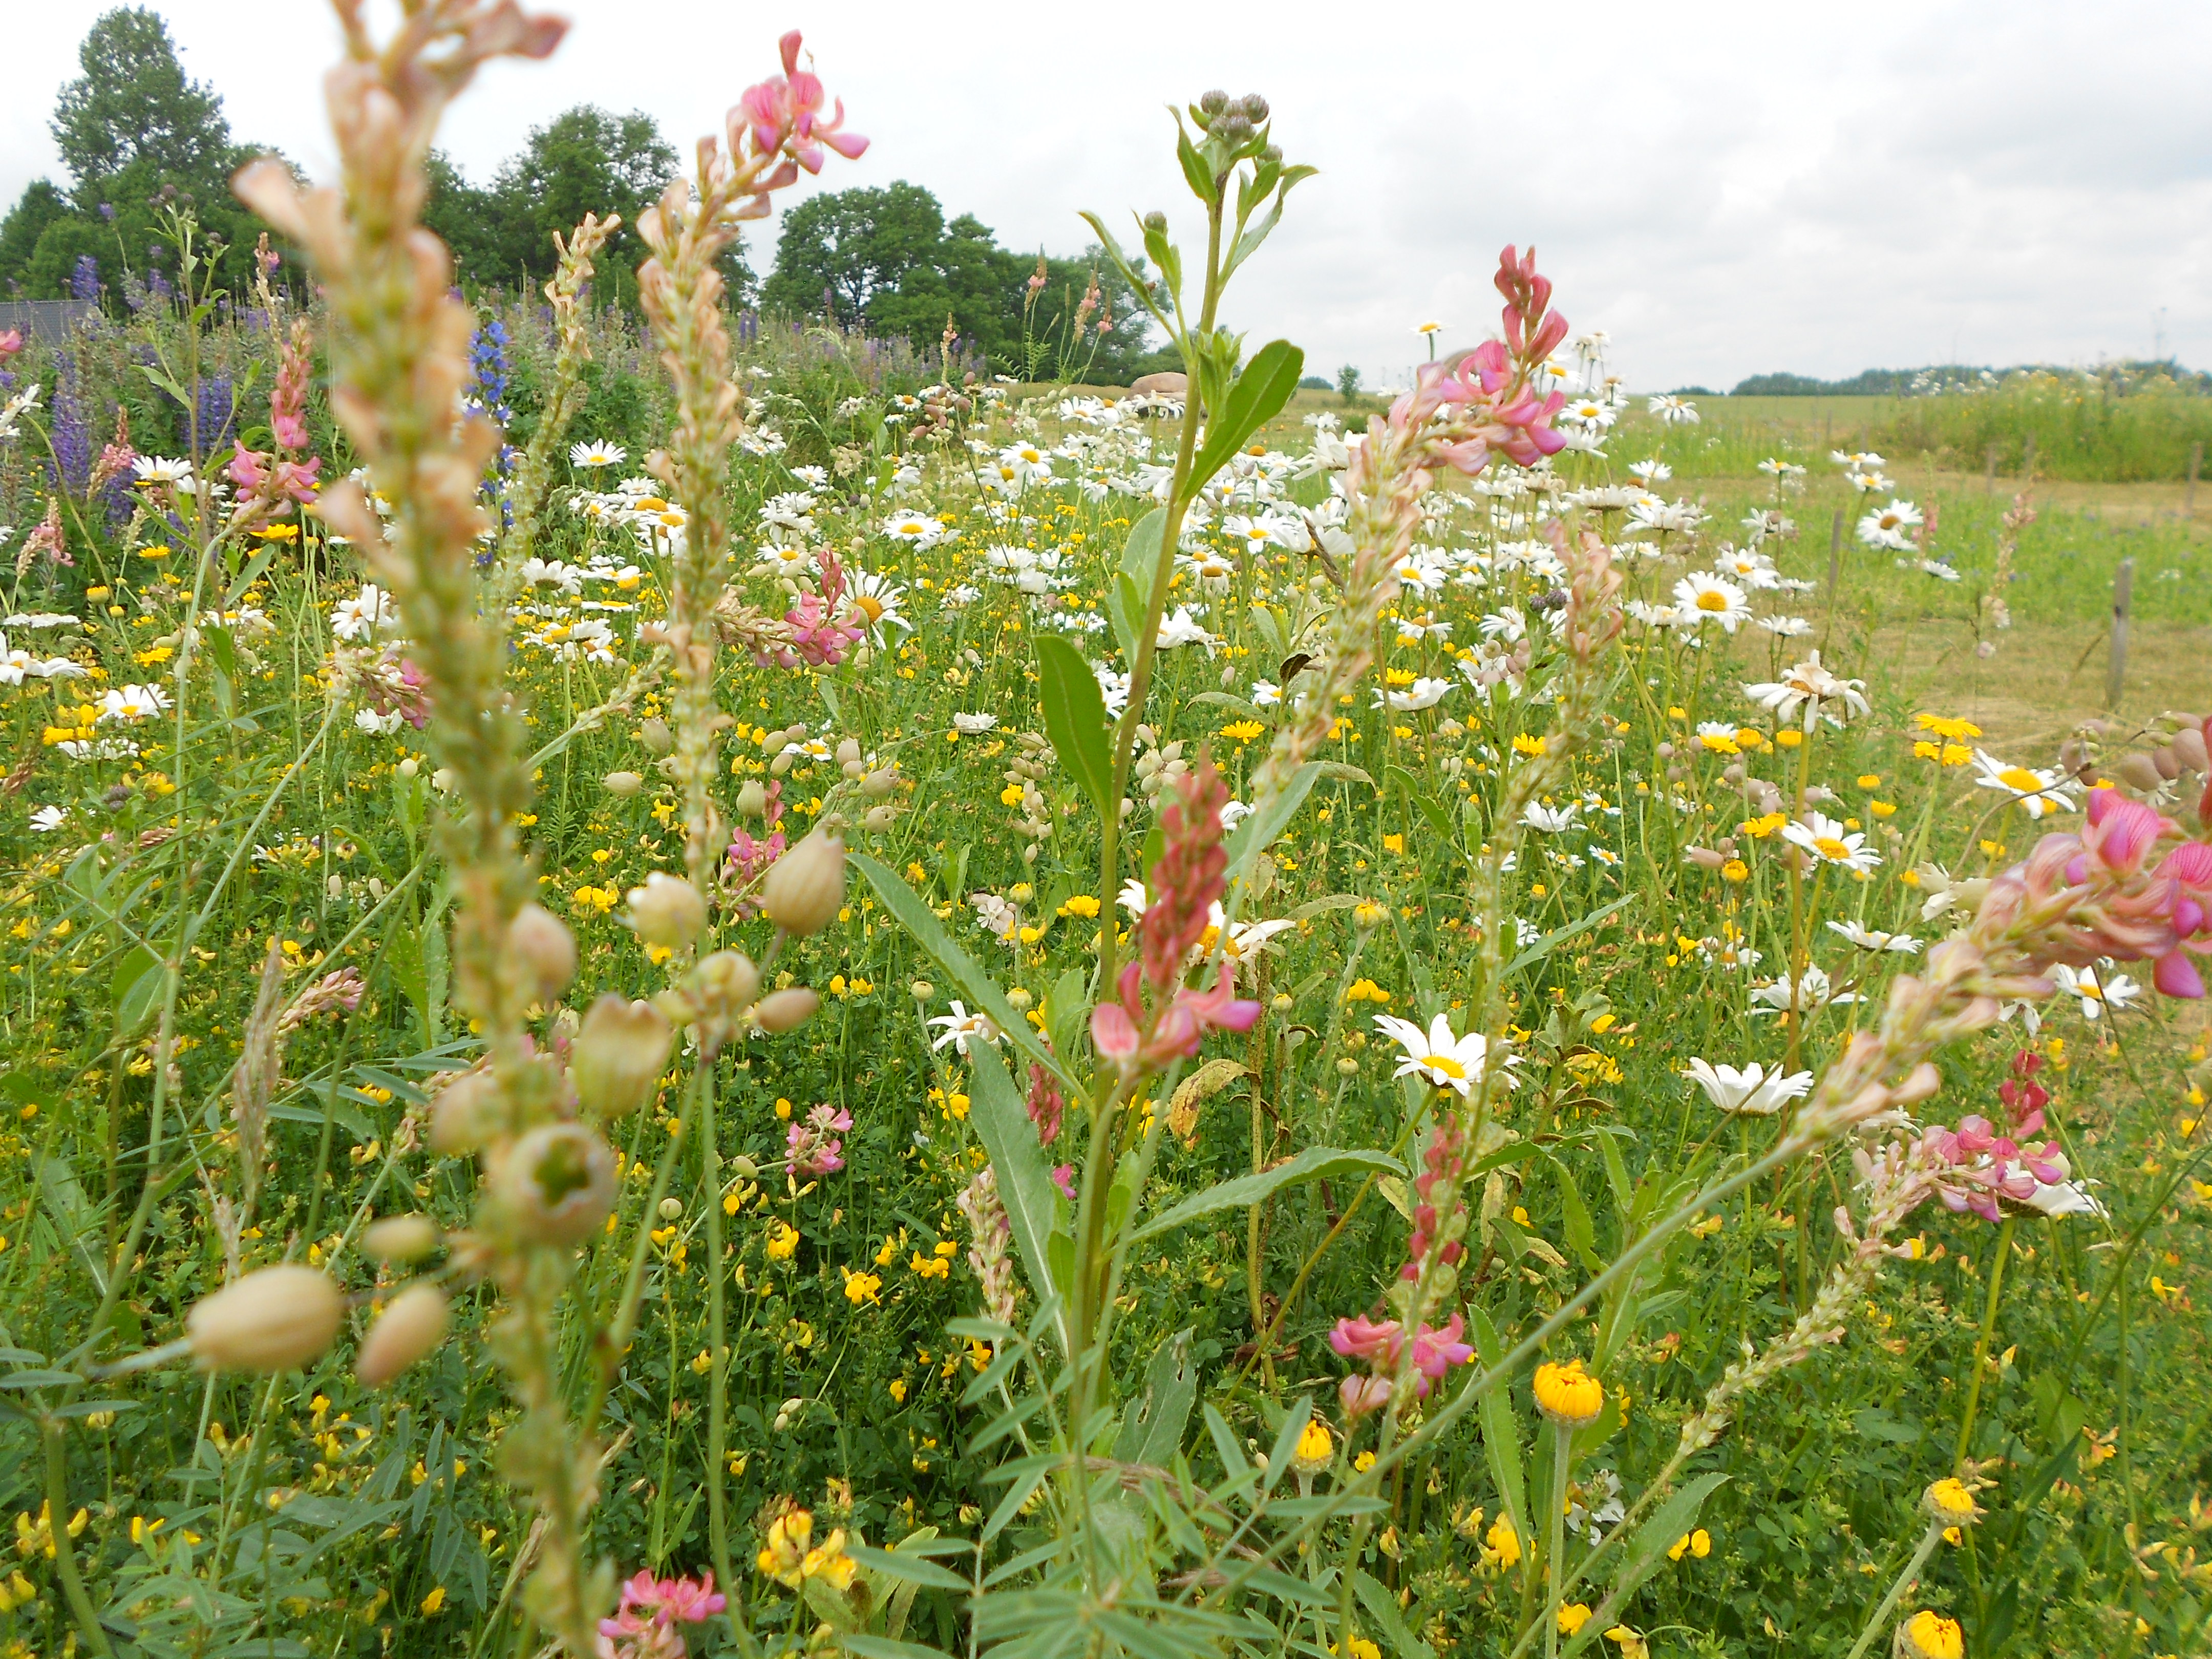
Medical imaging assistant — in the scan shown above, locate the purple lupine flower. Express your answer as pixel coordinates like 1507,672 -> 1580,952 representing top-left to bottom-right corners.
69,255 -> 101,301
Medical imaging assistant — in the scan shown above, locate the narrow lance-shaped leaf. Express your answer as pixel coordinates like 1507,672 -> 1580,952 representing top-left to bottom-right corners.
1034,633 -> 1114,818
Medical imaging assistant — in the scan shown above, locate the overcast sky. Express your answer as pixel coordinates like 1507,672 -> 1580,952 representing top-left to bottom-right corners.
9,0 -> 2208,389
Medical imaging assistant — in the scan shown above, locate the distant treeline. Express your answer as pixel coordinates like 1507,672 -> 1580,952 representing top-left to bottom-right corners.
1730,360 -> 2211,398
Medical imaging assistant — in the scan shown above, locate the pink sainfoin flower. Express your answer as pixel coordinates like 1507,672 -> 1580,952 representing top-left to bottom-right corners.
0,328 -> 22,361
733,31 -> 869,185
598,1570 -> 725,1659
786,1103 -> 852,1176
226,439 -> 321,506
1091,759 -> 1263,1079
1998,1050 -> 2049,1136
1984,783 -> 2212,998
1026,1060 -> 1064,1146
272,320 -> 313,452
1050,1163 -> 1077,1202
1386,246 -> 1568,476
727,779 -> 789,896
1326,1311 -> 1474,1397
779,548 -> 867,667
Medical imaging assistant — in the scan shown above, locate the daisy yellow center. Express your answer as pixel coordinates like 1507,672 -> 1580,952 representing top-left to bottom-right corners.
1696,590 -> 1729,612
855,595 -> 884,622
1814,836 -> 1851,860
1424,1054 -> 1466,1079
1998,767 -> 2041,792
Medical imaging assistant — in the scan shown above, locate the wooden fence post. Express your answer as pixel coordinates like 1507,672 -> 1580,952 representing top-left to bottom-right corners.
2107,558 -> 2134,711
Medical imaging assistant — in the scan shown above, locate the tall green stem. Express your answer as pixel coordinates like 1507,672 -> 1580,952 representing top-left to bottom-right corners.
1952,1213 -> 2015,1470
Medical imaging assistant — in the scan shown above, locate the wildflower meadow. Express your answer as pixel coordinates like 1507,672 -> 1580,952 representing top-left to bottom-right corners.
2,10 -> 2210,1659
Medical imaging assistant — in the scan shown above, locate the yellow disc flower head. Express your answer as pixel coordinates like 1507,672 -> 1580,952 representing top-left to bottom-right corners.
1922,1478 -> 1979,1527
1534,1358 -> 1604,1428
1899,1610 -> 1964,1659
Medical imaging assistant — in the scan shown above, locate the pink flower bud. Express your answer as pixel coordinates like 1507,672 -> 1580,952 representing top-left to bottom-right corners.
571,995 -> 674,1118
626,871 -> 708,951
356,1283 -> 450,1387
188,1265 -> 344,1373
1340,1373 -> 1394,1418
493,1122 -> 618,1246
761,829 -> 846,937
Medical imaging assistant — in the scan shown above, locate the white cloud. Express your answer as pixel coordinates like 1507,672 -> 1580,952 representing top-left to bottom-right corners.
7,0 -> 2205,388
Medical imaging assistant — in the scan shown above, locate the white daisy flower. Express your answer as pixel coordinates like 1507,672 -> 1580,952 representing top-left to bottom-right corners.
951,712 -> 999,734
1372,1012 -> 1517,1096
1682,1058 -> 1814,1116
1782,811 -> 1882,873
568,440 -> 626,469
1971,751 -> 2076,818
1672,571 -> 1752,632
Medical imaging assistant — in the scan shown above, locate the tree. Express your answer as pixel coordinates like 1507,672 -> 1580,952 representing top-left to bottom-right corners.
51,9 -> 232,191
761,182 -> 952,325
761,180 -> 1157,380
0,182 -> 71,296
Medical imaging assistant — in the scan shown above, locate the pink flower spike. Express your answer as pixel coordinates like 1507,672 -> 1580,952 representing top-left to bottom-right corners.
1050,1163 -> 1076,1201
1407,1315 -> 1474,1381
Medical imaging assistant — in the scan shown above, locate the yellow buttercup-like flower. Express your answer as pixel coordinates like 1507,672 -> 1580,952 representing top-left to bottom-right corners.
1923,1478 -> 1979,1528
1898,1610 -> 1964,1659
1291,1420 -> 1334,1475
1534,1358 -> 1604,1428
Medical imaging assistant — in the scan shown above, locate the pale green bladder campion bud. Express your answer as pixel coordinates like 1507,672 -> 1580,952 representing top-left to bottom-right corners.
509,902 -> 577,1002
429,1070 -> 503,1154
356,1283 -> 450,1388
735,779 -> 770,818
363,1215 -> 440,1264
692,950 -> 761,1023
627,871 -> 708,951
570,995 -> 674,1118
495,1122 -> 618,1246
638,717 -> 673,755
188,1264 -> 345,1373
603,770 -> 644,797
751,986 -> 821,1034
761,829 -> 845,936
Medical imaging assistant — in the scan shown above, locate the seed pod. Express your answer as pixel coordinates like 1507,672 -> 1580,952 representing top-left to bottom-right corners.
862,804 -> 898,832
429,1070 -> 503,1154
494,1122 -> 618,1246
604,770 -> 644,797
509,903 -> 577,1003
752,987 -> 821,1034
638,717 -> 673,755
2115,751 -> 2167,792
356,1284 -> 450,1387
2172,726 -> 2209,774
761,829 -> 846,936
188,1264 -> 344,1373
735,778 -> 770,818
570,995 -> 674,1118
363,1215 -> 440,1264
626,871 -> 708,951
729,1155 -> 759,1180
2153,744 -> 2182,780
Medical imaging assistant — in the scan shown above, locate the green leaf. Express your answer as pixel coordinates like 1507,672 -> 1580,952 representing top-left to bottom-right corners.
1468,1308 -> 1528,1550
968,1040 -> 1068,1346
1222,759 -> 1328,886
1174,120 -> 1217,204
1564,1475 -> 1731,1656
1353,1568 -> 1432,1659
1034,634 -> 1113,818
1552,1157 -> 1600,1271
1113,1328 -> 1197,1469
1128,1146 -> 1400,1245
843,1636 -> 961,1659
850,853 -> 1068,1086
1505,893 -> 1633,977
112,944 -> 164,1038
1188,339 -> 1305,491
844,1545 -> 971,1592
